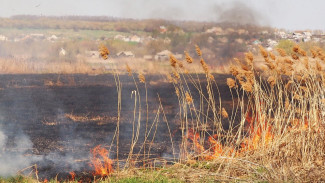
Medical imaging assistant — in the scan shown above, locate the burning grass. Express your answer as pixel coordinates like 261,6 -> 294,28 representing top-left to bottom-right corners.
65,113 -> 112,123
3,45 -> 325,182
146,44 -> 325,182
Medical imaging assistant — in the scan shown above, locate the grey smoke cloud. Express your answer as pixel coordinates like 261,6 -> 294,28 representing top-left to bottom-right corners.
0,127 -> 34,177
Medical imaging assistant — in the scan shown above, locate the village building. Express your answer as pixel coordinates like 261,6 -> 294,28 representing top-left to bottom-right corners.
261,30 -> 269,35
114,34 -> 126,41
252,39 -> 262,45
30,33 -> 45,39
155,50 -> 172,61
276,31 -> 288,39
143,55 -> 153,61
218,37 -> 228,44
0,35 -> 8,41
225,28 -> 235,34
116,51 -> 135,58
267,39 -> 278,47
237,29 -> 248,35
303,31 -> 312,42
159,26 -> 167,34
59,48 -> 66,56
142,36 -> 155,44
122,37 -> 131,42
206,27 -> 223,35
85,51 -> 100,58
130,35 -> 141,43
235,38 -> 244,44
21,35 -> 32,42
47,35 -> 58,42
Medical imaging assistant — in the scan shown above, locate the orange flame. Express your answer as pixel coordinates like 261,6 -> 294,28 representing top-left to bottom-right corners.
187,129 -> 205,154
69,171 -> 76,181
241,107 -> 274,151
187,130 -> 225,160
186,104 -> 278,160
90,145 -> 113,177
206,134 -> 223,160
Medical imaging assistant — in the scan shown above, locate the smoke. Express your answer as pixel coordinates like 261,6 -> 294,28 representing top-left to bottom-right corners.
113,0 -> 268,26
0,124 -> 34,177
216,2 -> 269,26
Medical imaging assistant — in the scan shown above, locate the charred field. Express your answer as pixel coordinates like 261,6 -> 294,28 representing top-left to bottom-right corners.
2,45 -> 325,182
0,73 -> 234,181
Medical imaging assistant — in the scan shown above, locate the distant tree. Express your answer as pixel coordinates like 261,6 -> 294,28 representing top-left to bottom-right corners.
277,40 -> 295,55
145,40 -> 170,55
115,26 -> 130,33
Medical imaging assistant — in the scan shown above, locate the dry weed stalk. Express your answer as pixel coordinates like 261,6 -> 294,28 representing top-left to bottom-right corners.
94,45 -> 325,182
221,45 -> 325,181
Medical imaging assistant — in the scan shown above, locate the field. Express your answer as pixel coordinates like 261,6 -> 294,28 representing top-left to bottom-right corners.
0,73 -> 234,181
0,44 -> 325,183
0,15 -> 325,182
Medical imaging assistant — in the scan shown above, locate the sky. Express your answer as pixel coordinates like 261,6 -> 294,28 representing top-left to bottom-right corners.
0,0 -> 324,30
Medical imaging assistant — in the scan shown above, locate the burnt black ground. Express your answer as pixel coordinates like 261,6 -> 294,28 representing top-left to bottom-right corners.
0,73 -> 235,179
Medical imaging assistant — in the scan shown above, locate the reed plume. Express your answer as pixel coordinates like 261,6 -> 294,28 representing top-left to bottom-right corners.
138,73 -> 146,83
99,44 -> 110,60
185,92 -> 193,104
221,108 -> 229,119
169,54 -> 177,68
173,70 -> 180,80
259,45 -> 268,59
291,53 -> 299,60
200,58 -> 209,74
226,78 -> 237,89
241,82 -> 252,92
269,52 -> 276,60
267,76 -> 276,87
126,64 -> 132,76
185,51 -> 193,63
276,48 -> 287,57
195,45 -> 202,57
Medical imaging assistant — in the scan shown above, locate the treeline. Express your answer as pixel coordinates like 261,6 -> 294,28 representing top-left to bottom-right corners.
0,15 -> 273,33
0,15 -> 277,65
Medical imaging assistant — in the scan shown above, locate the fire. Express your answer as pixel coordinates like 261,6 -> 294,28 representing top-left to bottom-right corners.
186,105 -> 277,160
69,171 -> 76,181
241,107 -> 274,151
187,129 -> 205,154
206,134 -> 223,160
187,130 -> 224,160
90,145 -> 113,177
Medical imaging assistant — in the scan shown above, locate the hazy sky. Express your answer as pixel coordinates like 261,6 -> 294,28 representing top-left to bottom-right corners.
0,0 -> 324,30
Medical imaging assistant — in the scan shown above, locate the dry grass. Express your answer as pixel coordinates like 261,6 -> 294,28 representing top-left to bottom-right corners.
138,45 -> 325,182
0,57 -> 100,74
64,113 -> 111,123
9,45 -> 325,182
